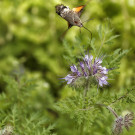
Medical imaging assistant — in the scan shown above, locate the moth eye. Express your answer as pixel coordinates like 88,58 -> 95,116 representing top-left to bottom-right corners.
62,6 -> 67,10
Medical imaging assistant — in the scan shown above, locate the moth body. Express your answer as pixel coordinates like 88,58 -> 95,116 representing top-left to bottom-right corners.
55,3 -> 92,40
55,4 -> 83,28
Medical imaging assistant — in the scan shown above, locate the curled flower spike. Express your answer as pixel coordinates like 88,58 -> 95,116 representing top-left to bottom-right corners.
63,54 -> 109,88
113,116 -> 124,135
113,112 -> 134,135
124,112 -> 134,130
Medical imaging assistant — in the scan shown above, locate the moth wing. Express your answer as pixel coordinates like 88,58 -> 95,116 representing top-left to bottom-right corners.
59,22 -> 72,41
72,5 -> 85,17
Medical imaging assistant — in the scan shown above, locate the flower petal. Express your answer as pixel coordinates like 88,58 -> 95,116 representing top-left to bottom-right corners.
64,74 -> 74,84
70,65 -> 77,73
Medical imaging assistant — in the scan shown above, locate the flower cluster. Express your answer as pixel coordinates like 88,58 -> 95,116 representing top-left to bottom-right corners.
113,112 -> 134,135
63,54 -> 109,88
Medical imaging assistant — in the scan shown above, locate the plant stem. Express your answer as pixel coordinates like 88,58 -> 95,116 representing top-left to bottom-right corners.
79,104 -> 118,118
80,122 -> 84,135
96,104 -> 118,118
110,88 -> 134,106
83,79 -> 89,98
83,85 -> 88,98
80,80 -> 89,135
106,106 -> 118,118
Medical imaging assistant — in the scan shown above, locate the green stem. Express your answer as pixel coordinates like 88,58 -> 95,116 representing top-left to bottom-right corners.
106,106 -> 118,118
96,104 -> 118,118
79,104 -> 118,118
83,85 -> 88,98
80,122 -> 84,135
80,80 -> 89,135
83,79 -> 89,99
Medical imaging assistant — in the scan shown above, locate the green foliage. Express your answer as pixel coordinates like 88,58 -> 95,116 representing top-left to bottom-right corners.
55,86 -> 135,134
0,74 -> 56,135
0,0 -> 135,135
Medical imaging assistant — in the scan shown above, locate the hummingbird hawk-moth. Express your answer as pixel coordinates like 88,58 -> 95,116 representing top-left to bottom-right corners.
55,2 -> 92,39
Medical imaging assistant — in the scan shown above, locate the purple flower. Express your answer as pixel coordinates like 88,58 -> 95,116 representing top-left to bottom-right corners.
63,54 -> 109,87
64,75 -> 75,84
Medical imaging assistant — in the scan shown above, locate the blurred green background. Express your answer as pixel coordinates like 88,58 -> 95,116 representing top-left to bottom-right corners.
0,0 -> 135,134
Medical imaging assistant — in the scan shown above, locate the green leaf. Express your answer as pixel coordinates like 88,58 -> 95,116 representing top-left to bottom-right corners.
105,35 -> 120,44
110,49 -> 129,64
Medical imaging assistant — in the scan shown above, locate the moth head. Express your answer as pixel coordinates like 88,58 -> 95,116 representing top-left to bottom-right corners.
55,4 -> 67,15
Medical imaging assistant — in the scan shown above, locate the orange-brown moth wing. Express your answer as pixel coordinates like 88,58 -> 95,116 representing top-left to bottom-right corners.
72,5 -> 85,16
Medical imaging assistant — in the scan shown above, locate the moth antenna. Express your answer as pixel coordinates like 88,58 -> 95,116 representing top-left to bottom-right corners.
85,0 -> 92,6
83,26 -> 92,41
82,18 -> 95,23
